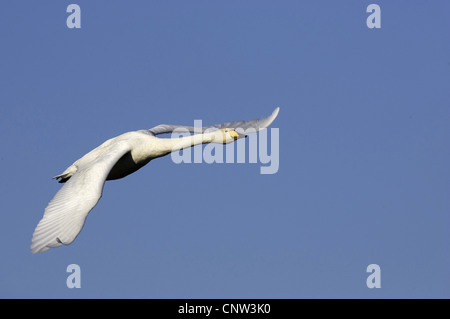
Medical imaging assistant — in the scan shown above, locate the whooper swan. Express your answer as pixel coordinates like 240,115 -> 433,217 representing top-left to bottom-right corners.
31,107 -> 280,253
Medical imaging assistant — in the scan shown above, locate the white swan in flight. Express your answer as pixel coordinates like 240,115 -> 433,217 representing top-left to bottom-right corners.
31,107 -> 280,253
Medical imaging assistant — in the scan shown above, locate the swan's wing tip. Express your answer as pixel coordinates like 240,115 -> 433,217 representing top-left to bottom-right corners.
255,106 -> 280,130
31,244 -> 53,254
268,107 -> 280,124
30,233 -> 62,254
30,216 -> 72,254
272,107 -> 280,117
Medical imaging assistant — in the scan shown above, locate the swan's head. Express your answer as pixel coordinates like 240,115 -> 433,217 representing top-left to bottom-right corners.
213,128 -> 240,144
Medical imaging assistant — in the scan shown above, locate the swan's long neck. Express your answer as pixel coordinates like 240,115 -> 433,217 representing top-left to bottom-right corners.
160,131 -> 216,154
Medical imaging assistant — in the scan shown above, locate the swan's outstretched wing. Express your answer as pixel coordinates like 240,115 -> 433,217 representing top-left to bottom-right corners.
31,141 -> 132,253
148,107 -> 279,136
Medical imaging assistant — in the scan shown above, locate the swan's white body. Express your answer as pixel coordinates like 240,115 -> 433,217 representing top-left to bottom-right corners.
31,107 -> 279,253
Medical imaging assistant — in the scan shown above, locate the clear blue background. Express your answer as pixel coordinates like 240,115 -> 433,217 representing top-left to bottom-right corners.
0,1 -> 449,298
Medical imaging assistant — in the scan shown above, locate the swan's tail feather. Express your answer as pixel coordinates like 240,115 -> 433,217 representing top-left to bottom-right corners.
52,165 -> 78,183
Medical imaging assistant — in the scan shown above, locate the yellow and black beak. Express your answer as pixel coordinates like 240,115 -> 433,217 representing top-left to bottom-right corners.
229,130 -> 239,139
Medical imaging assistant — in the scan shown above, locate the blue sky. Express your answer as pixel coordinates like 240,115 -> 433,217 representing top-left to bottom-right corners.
0,1 -> 449,298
